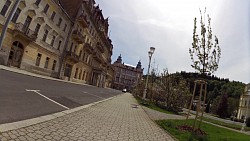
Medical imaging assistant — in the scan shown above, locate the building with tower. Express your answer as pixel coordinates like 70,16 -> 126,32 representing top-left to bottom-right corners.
112,54 -> 143,92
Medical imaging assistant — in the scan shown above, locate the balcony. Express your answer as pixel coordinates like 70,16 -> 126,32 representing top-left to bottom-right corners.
13,23 -> 37,41
72,30 -> 84,43
97,42 -> 105,53
84,43 -> 94,53
65,51 -> 79,63
93,50 -> 103,63
78,14 -> 89,28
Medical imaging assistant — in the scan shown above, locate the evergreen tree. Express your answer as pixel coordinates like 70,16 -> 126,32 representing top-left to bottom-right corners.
216,92 -> 228,118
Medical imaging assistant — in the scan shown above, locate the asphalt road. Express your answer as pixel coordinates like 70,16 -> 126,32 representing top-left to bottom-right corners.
0,69 -> 123,124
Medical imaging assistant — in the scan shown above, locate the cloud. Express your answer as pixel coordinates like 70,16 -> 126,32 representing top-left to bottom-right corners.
96,0 -> 250,83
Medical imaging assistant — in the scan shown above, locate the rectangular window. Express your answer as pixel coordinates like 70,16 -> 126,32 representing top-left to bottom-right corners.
63,24 -> 67,32
34,23 -> 41,35
69,42 -> 73,51
51,35 -> 56,46
11,8 -> 21,23
0,0 -> 11,16
74,45 -> 77,53
57,18 -> 62,27
43,4 -> 49,14
44,57 -> 50,69
50,11 -> 56,21
36,53 -> 42,66
34,0 -> 41,6
42,29 -> 48,42
52,60 -> 57,70
58,40 -> 62,50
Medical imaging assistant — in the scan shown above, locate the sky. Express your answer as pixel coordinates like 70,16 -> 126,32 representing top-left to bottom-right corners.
96,0 -> 250,84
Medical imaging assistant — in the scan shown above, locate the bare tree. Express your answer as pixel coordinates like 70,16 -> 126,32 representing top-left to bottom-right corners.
189,9 -> 221,75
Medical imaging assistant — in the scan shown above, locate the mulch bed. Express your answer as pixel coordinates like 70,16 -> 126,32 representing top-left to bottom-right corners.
177,125 -> 207,136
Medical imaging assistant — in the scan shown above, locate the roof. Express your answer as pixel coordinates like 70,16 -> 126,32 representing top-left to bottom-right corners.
124,63 -> 136,68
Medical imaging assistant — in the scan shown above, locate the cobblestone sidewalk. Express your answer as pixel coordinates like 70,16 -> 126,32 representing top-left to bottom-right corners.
0,93 -> 175,141
142,107 -> 187,120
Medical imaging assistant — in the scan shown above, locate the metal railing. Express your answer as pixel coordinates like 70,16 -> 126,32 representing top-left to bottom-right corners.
15,23 -> 37,40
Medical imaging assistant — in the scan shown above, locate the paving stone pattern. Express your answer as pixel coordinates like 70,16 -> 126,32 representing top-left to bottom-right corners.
0,94 -> 174,141
142,107 -> 187,120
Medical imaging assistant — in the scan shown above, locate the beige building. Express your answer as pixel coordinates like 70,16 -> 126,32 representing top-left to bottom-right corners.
59,0 -> 113,87
0,0 -> 114,88
237,84 -> 250,119
0,0 -> 72,77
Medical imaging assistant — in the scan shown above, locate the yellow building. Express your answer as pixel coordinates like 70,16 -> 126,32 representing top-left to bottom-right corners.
0,0 -> 72,77
237,84 -> 250,119
59,0 -> 113,87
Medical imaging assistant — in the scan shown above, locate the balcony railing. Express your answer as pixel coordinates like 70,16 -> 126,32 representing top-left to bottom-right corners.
72,30 -> 84,43
65,51 -> 79,63
78,14 -> 89,28
14,23 -> 37,41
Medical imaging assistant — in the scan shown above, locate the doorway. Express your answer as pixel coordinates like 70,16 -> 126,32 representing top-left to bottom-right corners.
8,41 -> 24,67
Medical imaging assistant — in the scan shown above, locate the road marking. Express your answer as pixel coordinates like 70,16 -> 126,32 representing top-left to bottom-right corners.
25,89 -> 69,110
82,91 -> 104,99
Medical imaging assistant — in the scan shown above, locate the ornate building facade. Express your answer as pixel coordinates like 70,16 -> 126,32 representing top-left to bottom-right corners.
0,0 -> 72,77
0,0 -> 113,88
59,0 -> 113,87
112,55 -> 143,92
237,84 -> 250,119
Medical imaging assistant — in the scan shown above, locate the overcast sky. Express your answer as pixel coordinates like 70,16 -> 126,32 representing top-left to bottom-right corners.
96,0 -> 250,83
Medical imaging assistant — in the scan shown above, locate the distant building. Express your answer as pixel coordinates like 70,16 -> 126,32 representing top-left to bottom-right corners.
237,84 -> 250,119
112,54 -> 143,91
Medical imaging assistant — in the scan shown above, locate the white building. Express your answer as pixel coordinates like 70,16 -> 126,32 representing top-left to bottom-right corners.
237,84 -> 250,119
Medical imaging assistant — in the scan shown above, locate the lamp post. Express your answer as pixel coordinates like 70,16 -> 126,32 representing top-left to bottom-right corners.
142,47 -> 155,100
0,0 -> 21,49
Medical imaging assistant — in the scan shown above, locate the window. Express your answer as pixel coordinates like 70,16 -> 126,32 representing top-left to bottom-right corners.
83,53 -> 85,61
36,53 -> 42,66
58,40 -> 62,50
42,29 -> 48,42
63,24 -> 67,32
44,57 -> 50,69
0,0 -> 11,16
51,35 -> 56,46
34,24 -> 41,35
43,4 -> 49,14
74,45 -> 77,53
57,18 -> 62,27
35,0 -> 41,6
11,8 -> 21,23
52,60 -> 57,70
50,11 -> 56,21
69,42 -> 73,51
79,50 -> 82,59
74,68 -> 78,78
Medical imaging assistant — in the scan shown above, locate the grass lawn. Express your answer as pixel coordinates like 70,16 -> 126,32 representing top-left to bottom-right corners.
202,117 -> 250,131
156,119 -> 250,141
135,97 -> 174,114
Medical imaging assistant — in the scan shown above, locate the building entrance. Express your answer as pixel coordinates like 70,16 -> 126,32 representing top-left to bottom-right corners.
8,41 -> 24,67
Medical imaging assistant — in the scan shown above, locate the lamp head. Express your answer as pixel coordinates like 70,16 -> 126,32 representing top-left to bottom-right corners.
150,47 -> 155,54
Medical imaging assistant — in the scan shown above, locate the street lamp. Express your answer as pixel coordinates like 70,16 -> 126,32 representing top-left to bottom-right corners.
143,47 -> 155,100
